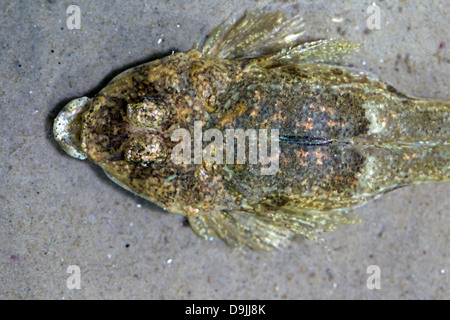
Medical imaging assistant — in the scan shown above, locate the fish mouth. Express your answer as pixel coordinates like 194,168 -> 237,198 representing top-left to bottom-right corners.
53,97 -> 91,160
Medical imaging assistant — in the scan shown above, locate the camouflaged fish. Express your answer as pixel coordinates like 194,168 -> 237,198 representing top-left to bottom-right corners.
54,11 -> 449,250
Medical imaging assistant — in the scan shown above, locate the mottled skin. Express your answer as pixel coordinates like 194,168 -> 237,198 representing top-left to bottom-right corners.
54,12 -> 449,249
79,52 -> 241,217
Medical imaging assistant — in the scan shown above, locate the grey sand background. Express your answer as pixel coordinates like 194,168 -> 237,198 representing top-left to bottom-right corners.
0,0 -> 448,299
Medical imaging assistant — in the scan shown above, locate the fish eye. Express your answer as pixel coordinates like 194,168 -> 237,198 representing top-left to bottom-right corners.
127,98 -> 169,130
125,135 -> 166,167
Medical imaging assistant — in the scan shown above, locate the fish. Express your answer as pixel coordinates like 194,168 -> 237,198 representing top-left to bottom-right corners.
53,11 -> 449,250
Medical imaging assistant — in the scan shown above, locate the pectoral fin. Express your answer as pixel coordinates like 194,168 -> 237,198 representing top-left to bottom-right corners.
188,203 -> 357,250
195,10 -> 360,67
195,11 -> 305,59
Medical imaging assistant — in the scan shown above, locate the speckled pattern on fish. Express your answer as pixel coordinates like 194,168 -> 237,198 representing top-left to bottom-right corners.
53,11 -> 449,250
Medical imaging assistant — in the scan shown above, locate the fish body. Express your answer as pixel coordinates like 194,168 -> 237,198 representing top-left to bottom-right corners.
54,12 -> 449,249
